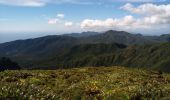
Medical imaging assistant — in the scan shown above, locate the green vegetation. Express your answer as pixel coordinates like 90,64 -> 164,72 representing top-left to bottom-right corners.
0,67 -> 170,99
34,43 -> 170,72
0,30 -> 170,72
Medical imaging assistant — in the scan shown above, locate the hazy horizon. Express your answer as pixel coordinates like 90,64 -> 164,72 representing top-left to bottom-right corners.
0,0 -> 170,43
0,30 -> 167,43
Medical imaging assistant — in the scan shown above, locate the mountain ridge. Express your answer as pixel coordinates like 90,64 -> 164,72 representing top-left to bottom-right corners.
0,30 -> 170,71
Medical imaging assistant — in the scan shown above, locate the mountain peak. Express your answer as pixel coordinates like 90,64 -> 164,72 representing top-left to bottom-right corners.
105,30 -> 130,34
105,30 -> 119,33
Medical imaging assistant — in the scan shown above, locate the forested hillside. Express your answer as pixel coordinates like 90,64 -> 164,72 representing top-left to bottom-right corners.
0,30 -> 170,71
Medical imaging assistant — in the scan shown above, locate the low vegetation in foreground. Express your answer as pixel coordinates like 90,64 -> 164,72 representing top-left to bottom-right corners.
0,67 -> 170,99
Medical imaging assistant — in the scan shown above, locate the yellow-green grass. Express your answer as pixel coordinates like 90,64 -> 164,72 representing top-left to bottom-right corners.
0,66 -> 170,100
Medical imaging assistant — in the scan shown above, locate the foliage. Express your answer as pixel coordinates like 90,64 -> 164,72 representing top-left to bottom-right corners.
0,67 -> 170,99
35,43 -> 170,72
0,30 -> 170,72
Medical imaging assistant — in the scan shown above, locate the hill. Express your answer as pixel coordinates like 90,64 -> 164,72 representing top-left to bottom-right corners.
0,30 -> 170,70
57,43 -> 169,72
0,67 -> 170,99
0,35 -> 78,66
30,43 -> 170,72
0,30 -> 167,58
35,43 -> 127,69
80,30 -> 161,45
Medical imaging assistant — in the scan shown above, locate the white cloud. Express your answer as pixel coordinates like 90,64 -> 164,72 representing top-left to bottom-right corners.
65,22 -> 73,27
48,13 -> 64,24
80,16 -> 136,29
81,3 -> 170,31
48,14 -> 73,27
48,18 -> 59,24
57,14 -> 65,19
0,0 -> 49,7
121,3 -> 170,15
121,3 -> 170,25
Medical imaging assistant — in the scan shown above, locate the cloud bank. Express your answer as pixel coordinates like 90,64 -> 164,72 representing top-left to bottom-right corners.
81,3 -> 170,31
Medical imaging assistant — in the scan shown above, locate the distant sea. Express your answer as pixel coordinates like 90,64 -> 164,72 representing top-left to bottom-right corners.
0,32 -> 60,43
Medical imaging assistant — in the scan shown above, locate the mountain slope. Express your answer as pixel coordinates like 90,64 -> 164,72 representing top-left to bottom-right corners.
119,43 -> 170,72
20,42 -> 170,72
35,43 -> 127,69
80,30 -> 162,45
0,30 -> 170,70
44,43 -> 170,72
0,30 -> 168,59
0,35 -> 78,60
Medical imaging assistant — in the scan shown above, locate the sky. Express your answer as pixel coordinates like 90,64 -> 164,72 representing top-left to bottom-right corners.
0,0 -> 170,43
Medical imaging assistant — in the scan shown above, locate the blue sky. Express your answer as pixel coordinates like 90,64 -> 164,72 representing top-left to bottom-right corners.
0,0 -> 170,42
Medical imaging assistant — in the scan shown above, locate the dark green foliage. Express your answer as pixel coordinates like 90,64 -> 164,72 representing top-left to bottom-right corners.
51,43 -> 170,72
35,43 -> 170,72
154,58 -> 170,72
34,43 -> 126,69
80,30 -> 160,45
0,57 -> 20,71
117,43 -> 170,72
